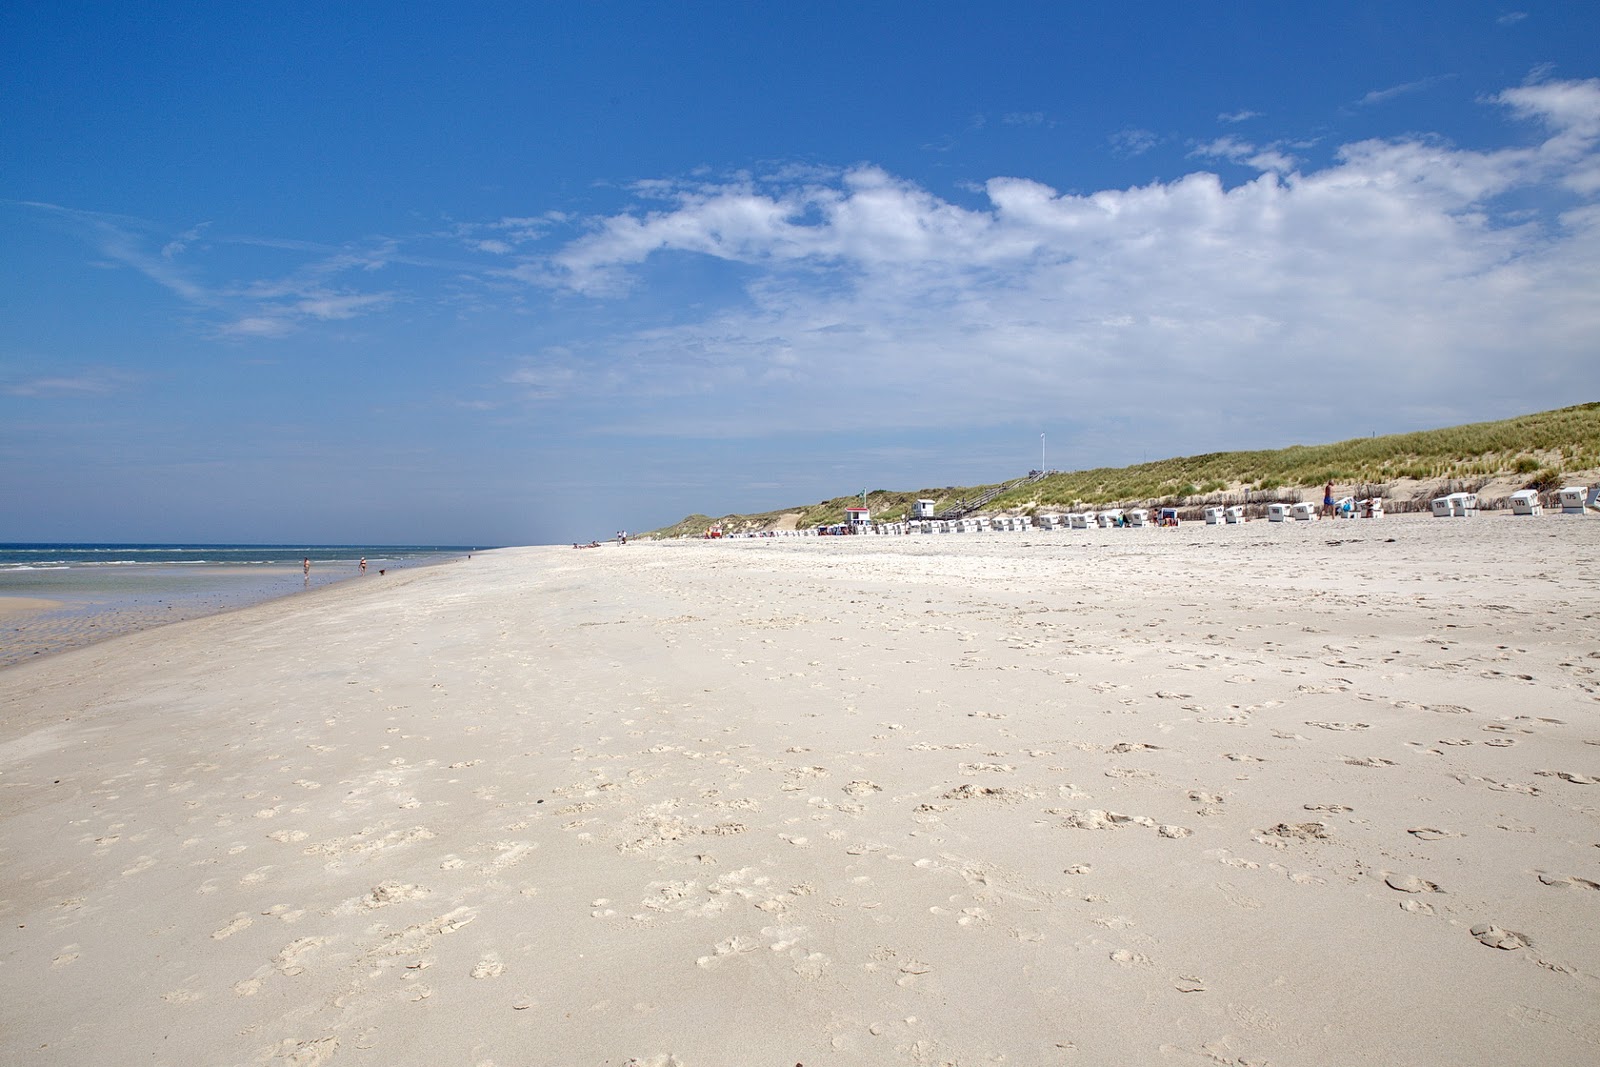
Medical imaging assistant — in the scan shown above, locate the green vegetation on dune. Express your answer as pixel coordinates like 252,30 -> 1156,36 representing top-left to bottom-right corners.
647,403 -> 1600,535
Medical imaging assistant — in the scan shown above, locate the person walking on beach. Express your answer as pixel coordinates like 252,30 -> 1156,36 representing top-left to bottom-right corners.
1322,481 -> 1335,518
303,557 -> 311,583
360,557 -> 367,575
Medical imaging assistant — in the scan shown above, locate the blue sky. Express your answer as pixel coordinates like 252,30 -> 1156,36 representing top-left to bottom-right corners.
4,2 -> 1598,545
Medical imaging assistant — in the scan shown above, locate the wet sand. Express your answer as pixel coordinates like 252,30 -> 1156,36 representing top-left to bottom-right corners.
0,564 -> 379,669
1,515 -> 1597,1066
0,596 -> 63,618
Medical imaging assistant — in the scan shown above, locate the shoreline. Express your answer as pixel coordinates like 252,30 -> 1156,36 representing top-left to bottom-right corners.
2,528 -> 1596,1064
0,553 -> 471,671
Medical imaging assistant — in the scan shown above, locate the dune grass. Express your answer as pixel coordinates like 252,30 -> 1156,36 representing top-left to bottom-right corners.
647,403 -> 1600,534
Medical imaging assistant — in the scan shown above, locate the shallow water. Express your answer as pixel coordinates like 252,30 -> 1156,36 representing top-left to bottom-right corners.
0,545 -> 482,668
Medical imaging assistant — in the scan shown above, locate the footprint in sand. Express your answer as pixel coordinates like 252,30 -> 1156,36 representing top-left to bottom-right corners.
793,951 -> 829,980
1261,822 -> 1329,841
1307,721 -> 1369,731
896,959 -> 933,986
696,935 -> 758,968
274,936 -> 331,976
1537,873 -> 1600,890
1471,924 -> 1531,950
470,952 -> 504,978
1383,872 -> 1442,894
269,1037 -> 339,1066
1407,827 -> 1461,841
1535,770 -> 1598,786
211,915 -> 253,939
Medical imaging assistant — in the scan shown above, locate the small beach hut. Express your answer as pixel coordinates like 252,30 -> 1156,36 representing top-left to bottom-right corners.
913,499 -> 937,519
1447,492 -> 1478,517
1430,497 -> 1454,517
1291,502 -> 1317,521
1127,508 -> 1148,526
1224,506 -> 1244,524
1558,486 -> 1589,514
1267,503 -> 1292,523
1204,506 -> 1224,525
1510,489 -> 1542,516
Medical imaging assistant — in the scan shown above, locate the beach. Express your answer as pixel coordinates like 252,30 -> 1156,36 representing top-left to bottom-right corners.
1,515 -> 1597,1066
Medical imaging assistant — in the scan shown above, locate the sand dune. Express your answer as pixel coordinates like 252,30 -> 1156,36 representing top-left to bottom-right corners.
2,516 -> 1597,1066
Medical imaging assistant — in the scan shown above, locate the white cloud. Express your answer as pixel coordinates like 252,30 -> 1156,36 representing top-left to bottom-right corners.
1190,136 -> 1298,172
1219,110 -> 1261,124
515,79 -> 1600,447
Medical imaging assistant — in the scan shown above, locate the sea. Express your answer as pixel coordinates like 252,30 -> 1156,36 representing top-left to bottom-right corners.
0,543 -> 486,667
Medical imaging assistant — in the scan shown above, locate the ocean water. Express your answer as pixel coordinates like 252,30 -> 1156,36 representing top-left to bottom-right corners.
0,543 -> 480,571
0,543 -> 487,667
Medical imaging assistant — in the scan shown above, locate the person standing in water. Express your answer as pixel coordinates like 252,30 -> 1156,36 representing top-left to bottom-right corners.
360,557 -> 367,575
303,557 -> 311,583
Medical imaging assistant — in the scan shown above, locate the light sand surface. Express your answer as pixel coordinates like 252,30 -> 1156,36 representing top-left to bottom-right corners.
2,516 -> 1598,1066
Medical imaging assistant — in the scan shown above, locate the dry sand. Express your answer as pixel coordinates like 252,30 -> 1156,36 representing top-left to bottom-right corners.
2,515 -> 1597,1066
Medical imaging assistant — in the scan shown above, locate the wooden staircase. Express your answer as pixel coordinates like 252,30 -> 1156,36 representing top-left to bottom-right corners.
934,470 -> 1051,521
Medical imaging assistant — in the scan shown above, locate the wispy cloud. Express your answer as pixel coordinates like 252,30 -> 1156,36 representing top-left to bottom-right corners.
1359,74 -> 1457,107
9,200 -> 409,340
2,367 -> 137,397
1109,127 -> 1159,157
1218,110 -> 1261,124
